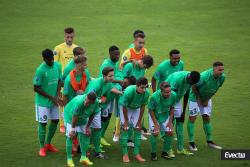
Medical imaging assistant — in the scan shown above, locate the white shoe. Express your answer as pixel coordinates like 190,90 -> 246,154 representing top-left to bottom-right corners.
207,141 -> 222,150
127,141 -> 134,147
141,134 -> 147,140
189,142 -> 198,151
113,135 -> 119,142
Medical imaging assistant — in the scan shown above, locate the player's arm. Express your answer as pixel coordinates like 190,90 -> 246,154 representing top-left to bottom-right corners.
111,87 -> 123,95
192,84 -> 202,105
166,106 -> 174,136
122,106 -> 129,130
151,77 -> 157,92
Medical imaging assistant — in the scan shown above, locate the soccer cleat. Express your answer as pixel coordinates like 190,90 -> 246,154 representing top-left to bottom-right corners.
67,159 -> 75,167
95,152 -> 108,159
60,125 -> 65,133
127,141 -> 135,147
161,152 -> 173,160
39,148 -> 46,157
45,144 -> 59,152
100,148 -> 106,153
207,141 -> 222,150
135,154 -> 146,162
80,156 -> 93,166
101,138 -> 111,146
151,153 -> 158,161
141,134 -> 148,140
177,149 -> 194,155
167,149 -> 175,158
113,135 -> 119,142
189,142 -> 198,151
123,154 -> 130,163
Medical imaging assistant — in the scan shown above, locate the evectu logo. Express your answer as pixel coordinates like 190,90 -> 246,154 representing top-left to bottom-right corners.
221,150 -> 250,160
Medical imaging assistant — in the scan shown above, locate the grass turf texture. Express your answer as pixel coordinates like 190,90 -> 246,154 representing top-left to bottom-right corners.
0,0 -> 250,166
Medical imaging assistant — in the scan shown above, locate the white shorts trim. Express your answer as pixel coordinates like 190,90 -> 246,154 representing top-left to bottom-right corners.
90,112 -> 101,129
174,101 -> 183,118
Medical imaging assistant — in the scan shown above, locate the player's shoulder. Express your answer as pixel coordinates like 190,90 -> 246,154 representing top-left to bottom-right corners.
170,90 -> 177,98
36,62 -> 47,73
179,60 -> 184,66
54,61 -> 62,69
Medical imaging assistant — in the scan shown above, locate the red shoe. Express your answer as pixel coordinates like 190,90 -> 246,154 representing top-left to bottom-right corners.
135,154 -> 146,162
45,144 -> 59,152
123,154 -> 130,163
39,148 -> 46,157
60,126 -> 65,133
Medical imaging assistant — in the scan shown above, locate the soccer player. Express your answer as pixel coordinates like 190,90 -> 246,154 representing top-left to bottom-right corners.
33,49 -> 63,156
119,77 -> 150,163
187,61 -> 225,151
120,33 -> 148,66
148,82 -> 176,161
64,92 -> 98,167
151,49 -> 184,92
85,67 -> 116,159
128,30 -> 145,49
166,71 -> 200,155
54,27 -> 78,133
63,55 -> 90,104
123,55 -> 154,80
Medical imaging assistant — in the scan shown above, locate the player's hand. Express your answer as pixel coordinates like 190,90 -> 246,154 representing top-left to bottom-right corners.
85,127 -> 91,136
69,130 -> 76,139
123,121 -> 129,131
76,90 -> 84,95
153,125 -> 159,136
135,122 -> 142,131
56,97 -> 64,106
166,122 -> 173,136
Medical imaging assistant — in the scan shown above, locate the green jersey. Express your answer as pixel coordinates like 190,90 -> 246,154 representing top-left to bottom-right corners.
33,62 -> 62,107
63,70 -> 91,102
86,77 -> 112,98
189,68 -> 225,102
119,85 -> 150,109
123,62 -> 145,80
64,94 -> 99,126
166,71 -> 191,102
153,60 -> 184,89
148,90 -> 176,123
98,58 -> 119,77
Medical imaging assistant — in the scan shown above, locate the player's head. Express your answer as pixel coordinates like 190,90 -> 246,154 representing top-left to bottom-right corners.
123,76 -> 136,88
160,82 -> 171,98
187,71 -> 200,85
136,77 -> 148,94
85,92 -> 97,107
109,45 -> 120,63
74,55 -> 87,72
213,61 -> 224,77
169,49 -> 181,66
134,33 -> 145,50
64,27 -> 75,46
139,55 -> 154,69
42,49 -> 54,66
102,66 -> 114,82
73,47 -> 86,57
133,30 -> 145,38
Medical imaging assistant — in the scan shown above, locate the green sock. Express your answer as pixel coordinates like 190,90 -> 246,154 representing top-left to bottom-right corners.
176,122 -> 184,151
120,129 -> 128,155
92,129 -> 101,153
150,135 -> 157,153
45,121 -> 58,144
38,123 -> 46,148
187,120 -> 195,142
133,129 -> 141,155
163,134 -> 173,152
128,124 -> 133,141
203,121 -> 212,141
66,137 -> 73,160
101,119 -> 110,138
78,133 -> 90,157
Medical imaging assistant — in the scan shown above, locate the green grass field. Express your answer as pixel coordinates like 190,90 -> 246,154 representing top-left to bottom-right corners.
0,0 -> 250,166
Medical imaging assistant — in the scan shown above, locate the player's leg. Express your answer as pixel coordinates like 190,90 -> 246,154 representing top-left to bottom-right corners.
149,115 -> 158,161
45,105 -> 59,152
113,101 -> 120,142
59,89 -> 65,133
201,100 -> 222,149
36,105 -> 48,156
101,102 -> 113,146
132,108 -> 146,162
187,101 -> 199,151
65,123 -> 75,167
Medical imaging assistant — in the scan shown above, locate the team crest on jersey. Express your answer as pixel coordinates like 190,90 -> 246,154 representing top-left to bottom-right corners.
123,56 -> 127,61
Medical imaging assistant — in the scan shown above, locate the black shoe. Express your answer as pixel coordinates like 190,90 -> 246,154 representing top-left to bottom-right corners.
207,141 -> 222,149
189,142 -> 198,151
95,152 -> 109,159
151,153 -> 158,161
161,152 -> 173,160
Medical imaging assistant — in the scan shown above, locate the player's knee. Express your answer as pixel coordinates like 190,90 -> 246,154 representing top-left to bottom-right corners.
202,114 -> 210,122
51,119 -> 59,124
175,117 -> 183,123
189,116 -> 196,122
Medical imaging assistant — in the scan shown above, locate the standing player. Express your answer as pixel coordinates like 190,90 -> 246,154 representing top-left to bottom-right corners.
85,67 -> 116,159
151,49 -> 184,92
33,49 -> 63,156
54,27 -> 78,133
187,61 -> 225,151
119,77 -> 150,163
166,71 -> 200,155
64,92 -> 98,167
148,82 -> 176,160
128,30 -> 145,49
